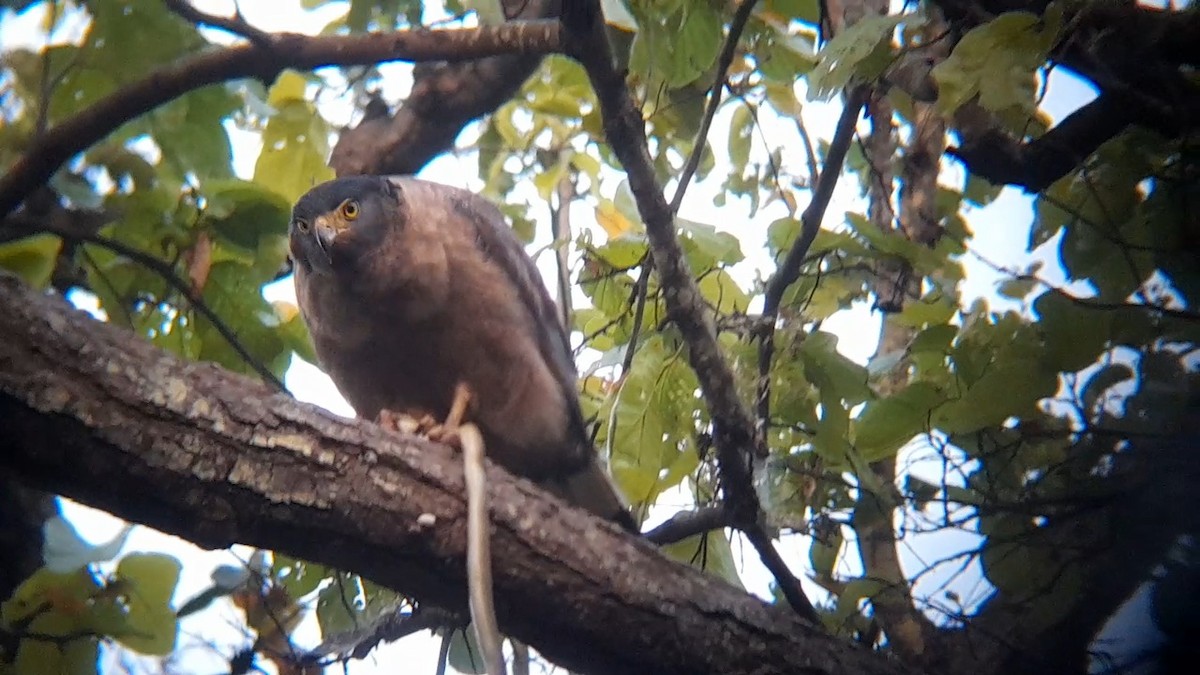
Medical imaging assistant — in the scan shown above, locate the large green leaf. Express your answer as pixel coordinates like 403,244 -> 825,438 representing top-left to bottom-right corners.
807,14 -> 902,100
661,529 -> 745,590
853,382 -> 945,461
113,553 -> 182,655
254,72 -> 335,202
932,10 -> 1059,119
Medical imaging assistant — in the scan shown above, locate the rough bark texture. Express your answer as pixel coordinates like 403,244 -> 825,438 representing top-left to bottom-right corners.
0,271 -> 914,675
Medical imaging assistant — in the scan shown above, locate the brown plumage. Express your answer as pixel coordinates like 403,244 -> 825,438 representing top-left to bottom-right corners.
289,175 -> 635,530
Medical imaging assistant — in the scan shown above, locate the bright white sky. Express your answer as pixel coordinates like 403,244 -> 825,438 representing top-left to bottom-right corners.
3,1 -> 1149,673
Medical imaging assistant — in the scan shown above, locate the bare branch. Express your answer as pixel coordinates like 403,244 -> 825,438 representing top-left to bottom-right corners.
643,505 -> 734,546
0,22 -> 562,217
163,0 -> 275,47
668,0 -> 760,214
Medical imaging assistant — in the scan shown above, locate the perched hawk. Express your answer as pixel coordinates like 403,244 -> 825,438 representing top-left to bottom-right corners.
289,176 -> 635,531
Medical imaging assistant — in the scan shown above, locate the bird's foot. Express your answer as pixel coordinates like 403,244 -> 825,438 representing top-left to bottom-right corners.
377,383 -> 473,448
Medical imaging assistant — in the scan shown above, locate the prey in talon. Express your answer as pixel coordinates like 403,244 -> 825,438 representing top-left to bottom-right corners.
377,383 -> 473,448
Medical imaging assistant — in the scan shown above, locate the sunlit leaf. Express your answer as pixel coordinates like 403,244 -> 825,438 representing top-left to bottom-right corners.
0,234 -> 62,289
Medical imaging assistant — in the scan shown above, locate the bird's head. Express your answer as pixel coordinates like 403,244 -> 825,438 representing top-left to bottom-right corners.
289,176 -> 399,275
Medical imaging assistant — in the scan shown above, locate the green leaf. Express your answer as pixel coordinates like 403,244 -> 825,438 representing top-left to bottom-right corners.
274,556 -> 330,601
13,633 -> 98,675
756,29 -> 818,83
445,628 -> 487,674
114,553 -> 181,655
894,294 -> 958,328
254,72 -> 335,202
728,103 -> 753,169
1033,290 -> 1110,372
194,261 -> 291,378
933,360 -> 1057,434
628,0 -> 722,88
3,568 -> 100,628
853,382 -> 944,461
931,11 -> 1059,118
809,528 -> 843,578
909,324 -> 957,354
830,578 -> 885,633
316,574 -> 361,637
0,234 -> 62,289
697,269 -> 750,314
807,15 -> 902,100
201,180 -> 292,256
661,529 -> 745,589
964,173 -> 1003,206
766,0 -> 820,23
678,218 -> 744,272
799,331 -> 872,405
153,85 -> 238,180
997,276 -> 1038,300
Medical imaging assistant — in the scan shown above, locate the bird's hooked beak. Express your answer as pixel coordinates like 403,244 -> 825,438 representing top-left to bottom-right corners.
312,213 -> 349,262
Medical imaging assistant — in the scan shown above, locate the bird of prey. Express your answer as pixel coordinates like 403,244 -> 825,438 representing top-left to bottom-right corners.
289,175 -> 635,531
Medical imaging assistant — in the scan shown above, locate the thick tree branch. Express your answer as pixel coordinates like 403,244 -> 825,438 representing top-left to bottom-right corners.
561,2 -> 820,623
0,271 -> 912,675
0,22 -> 562,217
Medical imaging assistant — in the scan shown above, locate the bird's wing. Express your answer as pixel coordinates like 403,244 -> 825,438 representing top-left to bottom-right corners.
386,177 -> 592,448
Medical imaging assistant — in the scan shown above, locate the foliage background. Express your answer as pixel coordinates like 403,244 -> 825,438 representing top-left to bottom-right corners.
0,0 -> 1196,674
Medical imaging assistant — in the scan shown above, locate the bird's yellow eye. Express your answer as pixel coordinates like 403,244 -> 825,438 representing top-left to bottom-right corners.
341,200 -> 360,220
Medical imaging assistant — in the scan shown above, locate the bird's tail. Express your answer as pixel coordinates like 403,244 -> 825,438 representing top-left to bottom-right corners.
543,458 -> 639,533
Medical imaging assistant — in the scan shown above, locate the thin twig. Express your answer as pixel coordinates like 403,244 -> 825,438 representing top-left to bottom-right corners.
37,221 -> 286,391
619,258 -> 652,376
562,1 -> 820,621
755,87 -> 868,432
164,0 -> 276,47
551,172 -> 575,330
744,525 -> 820,623
668,0 -> 760,213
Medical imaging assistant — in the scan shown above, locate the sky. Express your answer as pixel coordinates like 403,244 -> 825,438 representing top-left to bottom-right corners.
2,1 -> 1154,673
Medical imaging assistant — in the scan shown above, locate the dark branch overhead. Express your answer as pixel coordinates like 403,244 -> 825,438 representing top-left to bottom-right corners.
0,21 -> 563,217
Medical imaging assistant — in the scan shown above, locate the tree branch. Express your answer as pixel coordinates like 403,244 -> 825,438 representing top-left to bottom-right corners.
922,0 -> 1200,191
561,1 -> 819,623
164,0 -> 275,47
755,87 -> 867,431
25,216 -> 286,391
0,22 -> 563,217
329,0 -> 562,177
668,0 -> 759,213
0,271 -> 913,675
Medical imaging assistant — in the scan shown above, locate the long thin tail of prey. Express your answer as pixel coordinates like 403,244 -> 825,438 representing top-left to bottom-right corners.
543,458 -> 639,533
